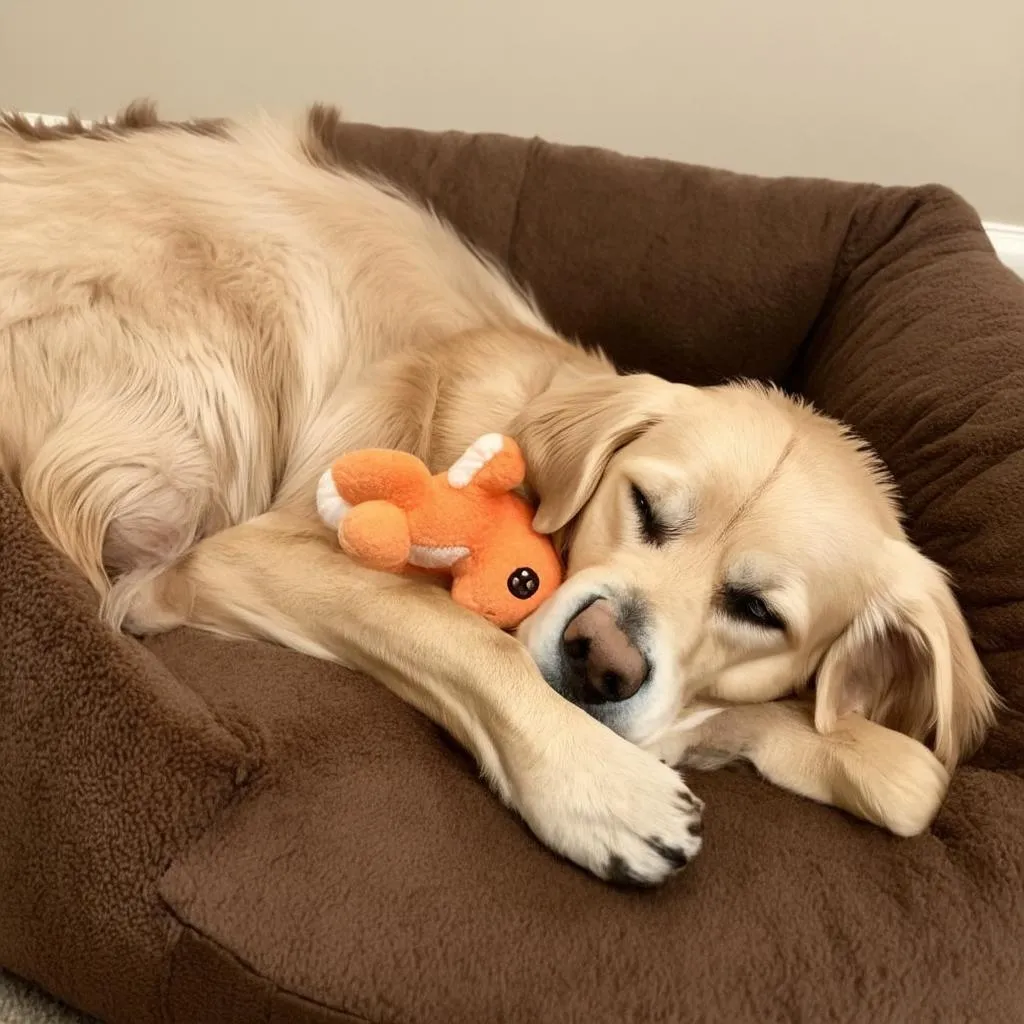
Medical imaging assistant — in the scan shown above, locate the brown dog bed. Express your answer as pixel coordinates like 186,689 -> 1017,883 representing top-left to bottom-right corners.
1,111 -> 1023,1024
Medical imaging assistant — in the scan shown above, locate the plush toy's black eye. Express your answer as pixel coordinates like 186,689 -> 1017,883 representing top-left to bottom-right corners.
508,567 -> 540,600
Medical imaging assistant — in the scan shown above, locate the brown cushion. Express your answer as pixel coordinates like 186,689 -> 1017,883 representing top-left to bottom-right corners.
1,118 -> 1022,1024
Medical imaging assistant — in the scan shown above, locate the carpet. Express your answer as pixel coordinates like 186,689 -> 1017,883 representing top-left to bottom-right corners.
0,972 -> 96,1024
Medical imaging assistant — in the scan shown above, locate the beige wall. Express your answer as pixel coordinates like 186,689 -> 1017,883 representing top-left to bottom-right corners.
2,0 -> 1022,222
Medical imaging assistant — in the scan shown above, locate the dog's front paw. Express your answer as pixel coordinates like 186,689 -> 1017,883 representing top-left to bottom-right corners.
509,715 -> 704,885
830,717 -> 950,837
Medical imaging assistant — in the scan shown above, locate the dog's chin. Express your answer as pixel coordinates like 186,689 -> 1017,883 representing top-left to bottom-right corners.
517,576 -> 681,746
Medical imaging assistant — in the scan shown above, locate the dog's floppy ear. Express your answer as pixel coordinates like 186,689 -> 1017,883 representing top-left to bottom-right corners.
513,372 -> 677,534
814,537 -> 999,770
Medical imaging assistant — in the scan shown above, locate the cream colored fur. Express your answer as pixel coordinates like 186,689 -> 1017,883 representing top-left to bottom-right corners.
0,113 -> 998,884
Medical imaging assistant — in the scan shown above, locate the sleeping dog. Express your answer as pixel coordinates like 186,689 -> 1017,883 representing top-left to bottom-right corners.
0,106 -> 997,884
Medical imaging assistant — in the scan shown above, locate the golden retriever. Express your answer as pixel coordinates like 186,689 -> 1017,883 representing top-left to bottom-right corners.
0,106 -> 998,886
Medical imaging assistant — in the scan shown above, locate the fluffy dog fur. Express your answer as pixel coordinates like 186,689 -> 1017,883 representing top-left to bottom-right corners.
0,105 -> 998,885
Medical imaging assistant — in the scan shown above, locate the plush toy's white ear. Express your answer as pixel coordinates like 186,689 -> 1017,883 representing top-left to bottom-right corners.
316,468 -> 350,531
815,537 -> 999,770
446,433 -> 507,488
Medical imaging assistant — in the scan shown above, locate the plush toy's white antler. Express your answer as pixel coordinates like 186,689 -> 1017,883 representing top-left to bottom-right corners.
446,433 -> 507,488
316,468 -> 351,530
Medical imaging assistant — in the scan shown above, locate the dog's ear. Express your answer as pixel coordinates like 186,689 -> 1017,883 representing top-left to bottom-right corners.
513,372 -> 677,534
814,537 -> 999,769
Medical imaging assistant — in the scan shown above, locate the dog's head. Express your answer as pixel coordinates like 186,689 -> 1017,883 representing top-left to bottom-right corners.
514,373 -> 997,769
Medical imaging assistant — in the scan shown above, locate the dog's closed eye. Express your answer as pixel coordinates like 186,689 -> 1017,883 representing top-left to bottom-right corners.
629,483 -> 687,547
722,585 -> 786,632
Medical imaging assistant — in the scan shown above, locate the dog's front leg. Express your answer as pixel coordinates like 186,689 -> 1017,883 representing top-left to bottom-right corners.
126,509 -> 704,885
646,699 -> 949,837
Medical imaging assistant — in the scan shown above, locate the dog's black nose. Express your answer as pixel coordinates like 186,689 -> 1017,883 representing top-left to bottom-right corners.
561,599 -> 649,704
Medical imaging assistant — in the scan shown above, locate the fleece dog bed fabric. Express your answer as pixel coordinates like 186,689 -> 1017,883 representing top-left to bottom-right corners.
1,109 -> 1023,1024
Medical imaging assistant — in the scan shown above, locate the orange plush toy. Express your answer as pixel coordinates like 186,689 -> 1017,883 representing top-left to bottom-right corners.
316,434 -> 563,629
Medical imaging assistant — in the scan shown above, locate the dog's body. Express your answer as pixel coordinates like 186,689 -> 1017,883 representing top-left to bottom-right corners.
0,108 -> 998,885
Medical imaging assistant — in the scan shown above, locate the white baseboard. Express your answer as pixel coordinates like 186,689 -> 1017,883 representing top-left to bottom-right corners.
983,222 -> 1024,279
8,111 -> 1024,279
